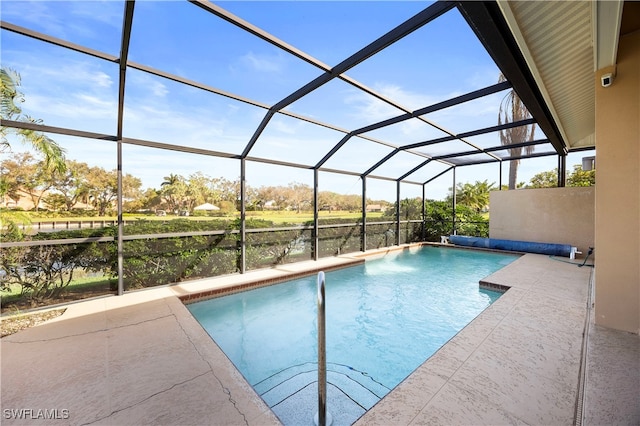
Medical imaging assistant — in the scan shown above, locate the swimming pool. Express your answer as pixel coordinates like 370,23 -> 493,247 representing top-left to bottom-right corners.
188,246 -> 518,425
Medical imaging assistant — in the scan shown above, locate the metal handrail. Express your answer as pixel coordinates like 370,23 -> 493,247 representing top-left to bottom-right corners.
317,271 -> 327,426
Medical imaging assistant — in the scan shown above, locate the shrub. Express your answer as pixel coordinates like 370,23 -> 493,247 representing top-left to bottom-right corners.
0,227 -> 114,306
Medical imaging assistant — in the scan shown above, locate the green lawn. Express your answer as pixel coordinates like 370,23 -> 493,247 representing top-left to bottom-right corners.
20,210 -> 384,225
1,275 -> 115,311
246,210 -> 382,224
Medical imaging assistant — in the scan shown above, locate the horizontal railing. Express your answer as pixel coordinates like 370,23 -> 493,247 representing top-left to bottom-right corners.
1,218 -> 487,310
9,220 -> 124,231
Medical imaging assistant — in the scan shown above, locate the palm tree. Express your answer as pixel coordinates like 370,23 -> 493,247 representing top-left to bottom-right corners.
161,173 -> 181,187
452,180 -> 495,213
498,73 -> 536,189
1,67 -> 66,174
160,174 -> 185,213
1,67 -> 66,237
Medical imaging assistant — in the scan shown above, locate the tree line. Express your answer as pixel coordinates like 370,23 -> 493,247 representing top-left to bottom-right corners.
1,152 -> 391,216
445,165 -> 595,214
1,150 -> 594,218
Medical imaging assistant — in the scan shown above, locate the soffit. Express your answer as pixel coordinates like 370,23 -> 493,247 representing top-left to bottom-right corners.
498,1 -> 595,150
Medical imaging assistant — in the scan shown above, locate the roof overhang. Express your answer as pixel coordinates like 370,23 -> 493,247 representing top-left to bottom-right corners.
456,1 -> 567,155
491,0 -> 624,151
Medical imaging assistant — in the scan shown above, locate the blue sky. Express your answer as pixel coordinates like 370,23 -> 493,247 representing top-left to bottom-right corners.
1,1 -> 592,201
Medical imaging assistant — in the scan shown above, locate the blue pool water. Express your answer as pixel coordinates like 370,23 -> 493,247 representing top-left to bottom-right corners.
188,247 -> 517,425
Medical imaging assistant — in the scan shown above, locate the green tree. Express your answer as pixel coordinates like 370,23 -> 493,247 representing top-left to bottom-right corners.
1,68 -> 67,234
567,164 -> 595,187
318,191 -> 340,211
449,180 -> 495,213
1,67 -> 66,174
87,167 -> 117,216
527,164 -> 595,188
160,174 -> 186,213
381,197 -> 423,223
42,193 -> 66,211
527,170 -> 558,188
342,194 -> 363,212
212,176 -> 240,204
498,73 -> 536,190
126,187 -> 161,212
398,197 -> 423,220
87,168 -> 141,216
286,182 -> 313,213
1,152 -> 53,211
50,160 -> 92,211
187,172 -> 212,207
0,152 -> 30,207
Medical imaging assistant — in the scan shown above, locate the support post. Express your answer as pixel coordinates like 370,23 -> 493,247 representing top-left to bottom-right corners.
558,154 -> 567,187
395,180 -> 401,245
115,0 -> 135,296
117,141 -> 124,296
452,167 -> 457,235
316,272 -> 329,426
240,158 -> 246,273
313,169 -> 319,261
361,177 -> 367,252
422,184 -> 426,241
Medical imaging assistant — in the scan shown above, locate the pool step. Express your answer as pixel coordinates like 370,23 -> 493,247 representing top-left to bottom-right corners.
270,380 -> 366,426
253,362 -> 388,410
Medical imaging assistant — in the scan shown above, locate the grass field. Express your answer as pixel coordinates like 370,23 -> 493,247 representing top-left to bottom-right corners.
18,210 -> 385,225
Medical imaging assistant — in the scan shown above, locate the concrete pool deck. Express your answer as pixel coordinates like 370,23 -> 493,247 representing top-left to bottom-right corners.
1,246 -> 638,425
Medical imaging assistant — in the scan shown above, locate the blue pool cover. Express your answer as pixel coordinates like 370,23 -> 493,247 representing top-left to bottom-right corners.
449,235 -> 573,257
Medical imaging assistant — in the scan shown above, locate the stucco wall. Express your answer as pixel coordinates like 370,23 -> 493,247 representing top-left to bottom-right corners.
594,30 -> 640,334
489,187 -> 595,258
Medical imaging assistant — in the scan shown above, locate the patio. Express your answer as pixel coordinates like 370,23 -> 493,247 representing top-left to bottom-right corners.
2,247 -> 637,425
1,1 -> 639,424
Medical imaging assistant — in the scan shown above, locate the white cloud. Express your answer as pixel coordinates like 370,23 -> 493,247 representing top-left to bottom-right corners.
1,1 -> 121,43
348,80 -> 504,134
375,83 -> 439,111
5,59 -> 116,127
226,103 -> 240,114
21,61 -> 114,91
92,71 -> 113,89
465,67 -> 503,90
69,1 -> 123,29
270,119 -> 297,135
240,51 -> 285,73
343,88 -> 402,123
1,1 -> 67,36
150,81 -> 169,98
127,72 -> 168,98
73,93 -> 117,115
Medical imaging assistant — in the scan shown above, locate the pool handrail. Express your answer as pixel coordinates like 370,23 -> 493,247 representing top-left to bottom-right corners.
317,271 -> 327,426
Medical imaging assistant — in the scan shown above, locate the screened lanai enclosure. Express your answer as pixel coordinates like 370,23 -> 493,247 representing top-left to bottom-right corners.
1,1 -> 595,306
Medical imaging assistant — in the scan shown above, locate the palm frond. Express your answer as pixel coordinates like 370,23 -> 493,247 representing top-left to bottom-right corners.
1,67 -> 23,120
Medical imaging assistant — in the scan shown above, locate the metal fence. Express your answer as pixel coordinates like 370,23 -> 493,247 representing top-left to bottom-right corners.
0,218 -> 487,311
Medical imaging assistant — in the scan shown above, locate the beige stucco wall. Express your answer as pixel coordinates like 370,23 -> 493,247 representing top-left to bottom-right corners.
489,187 -> 595,258
594,31 -> 640,334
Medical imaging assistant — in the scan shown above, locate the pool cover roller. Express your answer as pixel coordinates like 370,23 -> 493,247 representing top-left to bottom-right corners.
448,235 -> 574,257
